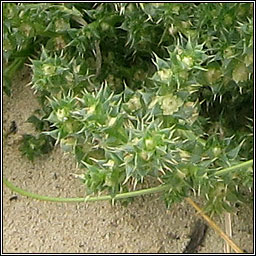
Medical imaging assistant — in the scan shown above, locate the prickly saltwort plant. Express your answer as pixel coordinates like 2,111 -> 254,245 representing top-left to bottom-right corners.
3,3 -> 253,215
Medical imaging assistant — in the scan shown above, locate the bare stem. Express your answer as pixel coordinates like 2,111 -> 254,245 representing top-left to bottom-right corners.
3,176 -> 171,203
3,159 -> 253,203
214,159 -> 253,176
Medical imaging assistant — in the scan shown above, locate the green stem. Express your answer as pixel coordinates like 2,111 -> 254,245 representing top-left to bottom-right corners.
3,159 -> 253,203
3,176 -> 171,203
214,159 -> 253,176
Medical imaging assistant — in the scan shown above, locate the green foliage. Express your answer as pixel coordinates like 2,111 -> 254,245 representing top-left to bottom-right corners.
19,134 -> 55,161
3,3 -> 253,215
19,109 -> 56,161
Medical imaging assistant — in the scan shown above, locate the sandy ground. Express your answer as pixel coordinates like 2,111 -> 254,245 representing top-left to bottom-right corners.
2,67 -> 254,253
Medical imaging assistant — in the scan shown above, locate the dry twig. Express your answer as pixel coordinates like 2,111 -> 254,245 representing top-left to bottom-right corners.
185,197 -> 244,253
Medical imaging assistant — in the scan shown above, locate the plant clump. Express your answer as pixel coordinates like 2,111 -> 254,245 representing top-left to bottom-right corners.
3,3 -> 253,215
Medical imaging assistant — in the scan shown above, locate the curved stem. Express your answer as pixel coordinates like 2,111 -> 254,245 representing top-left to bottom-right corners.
3,159 -> 253,203
3,176 -> 171,203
